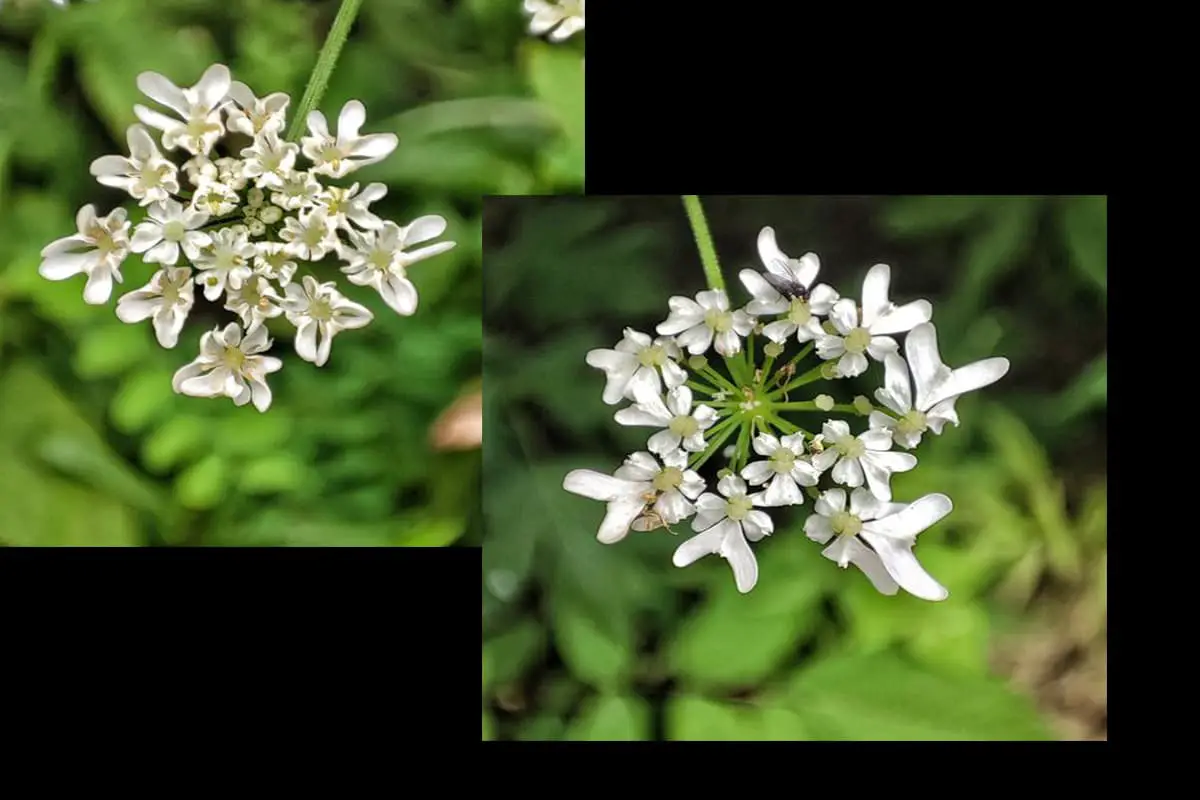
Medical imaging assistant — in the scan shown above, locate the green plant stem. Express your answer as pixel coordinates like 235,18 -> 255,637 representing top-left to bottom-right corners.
681,195 -> 726,293
285,0 -> 365,142
773,402 -> 858,413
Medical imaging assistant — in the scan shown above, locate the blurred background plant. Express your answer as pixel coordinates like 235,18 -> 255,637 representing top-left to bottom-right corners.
482,195 -> 1106,740
0,0 -> 582,545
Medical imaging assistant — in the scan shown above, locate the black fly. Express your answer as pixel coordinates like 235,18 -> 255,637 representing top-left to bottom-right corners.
762,270 -> 810,302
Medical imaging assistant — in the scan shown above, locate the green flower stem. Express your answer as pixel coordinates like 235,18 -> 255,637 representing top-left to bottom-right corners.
699,364 -> 739,394
681,195 -> 726,293
285,0 -> 365,142
766,362 -> 827,399
773,402 -> 858,413
701,413 -> 742,442
723,356 -> 748,387
758,354 -> 777,386
766,412 -> 804,435
689,420 -> 741,471
731,418 -> 753,471
687,380 -> 721,397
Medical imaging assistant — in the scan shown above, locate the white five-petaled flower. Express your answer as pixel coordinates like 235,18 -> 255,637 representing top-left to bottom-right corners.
134,64 -> 231,156
192,180 -> 239,217
253,241 -> 298,286
300,100 -> 398,179
563,449 -> 705,544
586,328 -> 687,406
193,227 -> 255,301
115,266 -> 195,348
741,433 -> 821,506
38,204 -> 130,304
523,0 -> 585,42
129,198 -> 210,266
740,226 -> 839,346
657,289 -> 754,357
172,322 -> 282,412
89,124 -> 180,206
614,384 -> 717,455
224,82 -> 290,138
870,322 -> 1012,449
805,488 -> 952,601
281,275 -> 374,367
225,275 -> 284,327
673,475 -> 773,594
270,169 -> 322,211
239,129 -> 299,189
815,263 -> 933,378
340,216 -> 455,316
317,182 -> 387,232
812,419 -> 917,502
280,208 -> 337,261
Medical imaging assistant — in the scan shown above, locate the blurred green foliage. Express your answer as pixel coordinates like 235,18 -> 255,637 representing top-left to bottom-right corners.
0,0 -> 582,545
482,196 -> 1106,740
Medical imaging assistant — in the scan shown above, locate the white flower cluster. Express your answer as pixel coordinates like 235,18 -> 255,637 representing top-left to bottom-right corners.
564,226 -> 1010,599
523,0 -> 585,42
38,64 -> 455,412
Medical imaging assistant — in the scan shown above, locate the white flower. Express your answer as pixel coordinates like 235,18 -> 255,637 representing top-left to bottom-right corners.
870,322 -> 1011,449
115,266 -> 195,348
812,419 -> 916,502
212,156 -> 247,191
224,82 -> 290,138
656,289 -> 754,357
300,100 -> 398,179
279,208 -> 338,261
672,475 -> 773,594
739,228 -> 839,342
563,449 -> 705,543
253,241 -> 298,286
38,204 -> 129,304
317,182 -> 387,232
239,129 -> 299,189
815,264 -> 933,378
340,216 -> 456,316
270,170 -> 321,210
524,0 -> 585,42
614,385 -> 717,455
281,275 -> 373,367
805,488 -> 952,601
225,275 -> 284,327
134,64 -> 231,156
88,124 -> 179,206
171,322 -> 282,412
585,328 -> 687,405
129,198 -> 210,266
741,433 -> 820,506
192,180 -> 239,217
193,227 -> 255,301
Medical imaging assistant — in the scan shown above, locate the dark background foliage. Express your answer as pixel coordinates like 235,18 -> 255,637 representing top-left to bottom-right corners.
0,0 -> 582,545
482,195 -> 1106,740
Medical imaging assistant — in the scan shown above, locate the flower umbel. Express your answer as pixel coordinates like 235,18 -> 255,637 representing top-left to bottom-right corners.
565,221 -> 1009,600
38,63 -> 457,412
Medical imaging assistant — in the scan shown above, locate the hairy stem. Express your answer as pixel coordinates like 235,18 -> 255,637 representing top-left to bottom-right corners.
681,195 -> 726,293
285,0 -> 365,142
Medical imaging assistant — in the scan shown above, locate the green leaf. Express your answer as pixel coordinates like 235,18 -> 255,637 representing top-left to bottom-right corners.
390,512 -> 466,547
883,195 -> 994,235
483,618 -> 547,688
523,41 -> 583,188
175,452 -> 230,510
565,694 -> 651,741
141,413 -> 210,472
1056,352 -> 1107,422
667,696 -> 779,741
551,597 -> 636,690
482,711 -> 495,741
1060,195 -> 1107,295
73,319 -> 153,379
668,533 -> 828,689
238,452 -> 310,494
786,651 -> 1052,740
389,97 -> 559,139
110,367 -> 176,433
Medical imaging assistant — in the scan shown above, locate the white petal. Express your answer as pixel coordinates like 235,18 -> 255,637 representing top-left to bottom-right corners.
871,300 -> 933,336
763,474 -> 803,506
717,474 -> 747,498
676,324 -> 714,355
756,227 -> 789,276
656,296 -> 704,335
673,520 -> 758,594
597,497 -> 646,544
614,406 -> 669,427
739,268 -> 786,311
713,329 -> 742,357
859,533 -> 948,601
804,514 -> 834,543
648,429 -> 683,454
866,493 -> 953,541
904,322 -> 951,411
666,385 -> 693,416
563,469 -> 640,502
829,298 -> 858,334
860,451 -> 916,502
859,428 -> 893,451
585,348 -> 639,405
837,352 -> 868,378
928,357 -> 1011,409
813,488 -> 846,517
752,434 -> 780,457
831,456 -> 864,487
865,336 -> 899,361
761,320 -> 796,344
743,510 -> 774,540
83,268 -> 115,305
660,358 -> 688,389
741,460 -> 774,486
860,263 -> 892,328
793,252 -> 820,288
881,354 -> 913,412
615,451 -> 660,481
695,289 -> 729,312
823,537 -> 900,595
